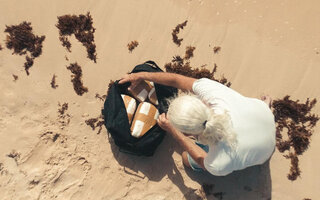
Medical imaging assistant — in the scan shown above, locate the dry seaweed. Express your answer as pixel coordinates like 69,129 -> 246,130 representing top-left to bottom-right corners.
165,54 -> 231,87
172,20 -> 188,46
272,96 -> 319,180
51,74 -> 58,89
12,74 -> 18,81
213,46 -> 221,54
95,93 -> 106,101
127,40 -> 139,52
184,46 -> 196,60
85,118 -> 98,130
85,115 -> 104,134
58,102 -> 70,128
66,63 -> 88,96
59,36 -> 71,52
284,153 -> 301,181
4,21 -> 45,75
0,44 -> 3,51
56,12 -> 97,62
58,103 -> 68,115
7,150 -> 20,163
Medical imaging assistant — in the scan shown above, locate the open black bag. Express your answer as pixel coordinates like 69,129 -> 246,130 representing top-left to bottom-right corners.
102,61 -> 178,156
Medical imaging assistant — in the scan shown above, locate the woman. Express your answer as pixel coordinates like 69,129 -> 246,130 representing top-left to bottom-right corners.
119,71 -> 276,176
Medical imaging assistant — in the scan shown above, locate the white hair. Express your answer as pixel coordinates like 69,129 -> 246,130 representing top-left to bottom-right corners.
167,93 -> 237,148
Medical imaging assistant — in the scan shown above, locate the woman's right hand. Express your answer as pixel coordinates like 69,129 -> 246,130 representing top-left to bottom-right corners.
118,73 -> 142,91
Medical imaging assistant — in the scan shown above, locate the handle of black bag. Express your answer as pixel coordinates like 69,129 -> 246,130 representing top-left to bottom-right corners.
144,61 -> 163,71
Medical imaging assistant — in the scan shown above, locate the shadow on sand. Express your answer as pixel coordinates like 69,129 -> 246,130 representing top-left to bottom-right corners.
109,135 -> 272,200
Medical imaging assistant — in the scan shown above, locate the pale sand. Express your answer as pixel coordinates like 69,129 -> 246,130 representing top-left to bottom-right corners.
0,0 -> 320,199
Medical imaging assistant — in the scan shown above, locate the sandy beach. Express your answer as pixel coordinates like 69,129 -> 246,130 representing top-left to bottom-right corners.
0,0 -> 320,199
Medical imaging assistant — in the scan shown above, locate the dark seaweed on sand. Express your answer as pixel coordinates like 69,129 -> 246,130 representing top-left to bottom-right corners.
51,74 -> 58,89
127,40 -> 139,52
58,103 -> 68,116
0,44 -> 3,51
66,63 -> 88,96
184,46 -> 196,60
284,153 -> 301,181
56,12 -> 97,62
12,74 -> 18,81
172,20 -> 188,46
85,115 -> 104,134
95,93 -> 106,101
165,47 -> 231,87
272,96 -> 319,180
213,46 -> 221,54
59,36 -> 71,52
4,21 -> 45,75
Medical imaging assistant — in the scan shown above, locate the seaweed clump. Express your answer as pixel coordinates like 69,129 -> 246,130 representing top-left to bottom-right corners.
213,46 -> 221,54
12,74 -> 18,81
0,44 -> 3,51
85,115 -> 104,134
165,47 -> 231,87
4,21 -> 46,75
51,74 -> 58,89
172,20 -> 188,46
184,46 -> 196,60
66,63 -> 88,96
56,12 -> 97,62
272,96 -> 319,180
127,40 -> 139,52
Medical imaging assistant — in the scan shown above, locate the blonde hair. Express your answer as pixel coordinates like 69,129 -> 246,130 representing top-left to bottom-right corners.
167,93 -> 237,148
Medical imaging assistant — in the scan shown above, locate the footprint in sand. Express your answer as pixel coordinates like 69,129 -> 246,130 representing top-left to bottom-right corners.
47,157 -> 91,199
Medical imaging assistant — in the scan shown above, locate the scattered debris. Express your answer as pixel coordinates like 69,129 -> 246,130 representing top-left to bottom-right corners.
85,115 -> 105,134
41,131 -> 61,143
58,102 -> 70,129
0,163 -> 3,171
127,40 -> 139,52
51,74 -> 58,89
184,46 -> 196,60
59,36 -> 71,52
0,44 -> 3,50
66,63 -> 88,96
56,12 -> 97,62
4,21 -> 46,75
165,54 -> 231,87
65,55 -> 69,61
272,96 -> 319,181
7,150 -> 21,162
284,153 -> 301,181
95,93 -> 106,101
12,74 -> 18,81
172,20 -> 188,46
29,179 -> 40,186
213,46 -> 221,54
58,102 -> 68,115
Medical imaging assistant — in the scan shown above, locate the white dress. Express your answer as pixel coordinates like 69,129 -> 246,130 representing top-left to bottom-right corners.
192,78 -> 276,176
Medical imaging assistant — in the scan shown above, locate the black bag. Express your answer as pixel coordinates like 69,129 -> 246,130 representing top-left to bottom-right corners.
102,61 -> 178,156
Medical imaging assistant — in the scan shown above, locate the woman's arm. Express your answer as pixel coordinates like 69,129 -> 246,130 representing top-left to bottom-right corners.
157,113 -> 207,169
119,72 -> 196,92
170,127 -> 207,169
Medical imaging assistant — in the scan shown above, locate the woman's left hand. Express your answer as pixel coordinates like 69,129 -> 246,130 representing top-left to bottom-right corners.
157,113 -> 175,133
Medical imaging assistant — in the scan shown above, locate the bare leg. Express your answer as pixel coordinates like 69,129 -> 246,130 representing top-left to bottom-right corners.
260,95 -> 272,108
182,151 -> 191,168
